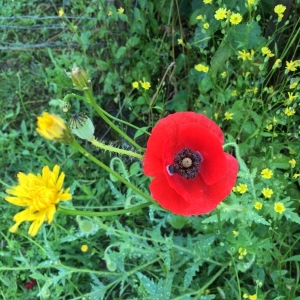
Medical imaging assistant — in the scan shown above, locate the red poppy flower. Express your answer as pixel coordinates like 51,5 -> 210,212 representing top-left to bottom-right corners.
143,112 -> 238,216
24,278 -> 37,289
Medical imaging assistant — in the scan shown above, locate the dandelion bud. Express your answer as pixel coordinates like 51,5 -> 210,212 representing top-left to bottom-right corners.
69,113 -> 95,140
59,100 -> 71,113
36,112 -> 74,144
70,65 -> 91,91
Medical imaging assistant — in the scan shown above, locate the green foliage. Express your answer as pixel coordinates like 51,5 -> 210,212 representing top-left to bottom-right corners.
1,0 -> 300,299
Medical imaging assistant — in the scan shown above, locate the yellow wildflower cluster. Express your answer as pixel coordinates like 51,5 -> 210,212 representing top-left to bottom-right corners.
238,247 -> 247,259
261,46 -> 274,58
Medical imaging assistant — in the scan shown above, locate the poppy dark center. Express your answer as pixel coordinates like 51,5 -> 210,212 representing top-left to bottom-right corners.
167,148 -> 203,179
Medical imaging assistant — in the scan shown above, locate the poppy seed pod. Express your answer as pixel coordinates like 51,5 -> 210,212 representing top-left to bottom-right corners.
69,113 -> 95,140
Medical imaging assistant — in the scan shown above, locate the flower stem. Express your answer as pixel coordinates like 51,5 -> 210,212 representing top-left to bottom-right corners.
58,201 -> 151,217
90,138 -> 144,160
84,89 -> 145,152
70,139 -> 156,205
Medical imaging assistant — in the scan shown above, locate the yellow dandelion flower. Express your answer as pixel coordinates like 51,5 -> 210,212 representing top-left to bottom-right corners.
231,90 -> 238,96
274,202 -> 286,214
196,15 -> 203,20
261,168 -> 273,179
249,295 -> 257,300
243,294 -> 249,299
262,187 -> 273,198
230,13 -> 242,25
117,7 -> 124,14
236,183 -> 248,194
293,173 -> 300,179
247,0 -> 255,6
274,4 -> 286,14
81,245 -> 89,252
284,107 -> 295,116
139,80 -> 151,90
214,8 -> 227,20
178,38 -> 184,45
108,10 -> 112,16
233,230 -> 238,236
203,23 -> 210,29
58,8 -> 64,17
286,61 -> 297,72
254,202 -> 263,210
5,165 -> 72,236
224,112 -> 234,120
261,46 -> 274,57
203,0 -> 212,4
290,82 -> 298,89
289,159 -> 296,168
132,81 -> 139,89
36,112 -> 73,143
288,92 -> 297,101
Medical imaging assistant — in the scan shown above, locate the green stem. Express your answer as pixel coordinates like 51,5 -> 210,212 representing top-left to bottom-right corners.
63,93 -> 89,103
70,139 -> 156,205
84,89 -> 145,151
58,201 -> 151,217
90,138 -> 144,160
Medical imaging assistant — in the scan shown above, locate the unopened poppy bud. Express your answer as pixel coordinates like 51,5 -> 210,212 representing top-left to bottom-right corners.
69,113 -> 95,140
59,100 -> 71,113
70,66 -> 91,91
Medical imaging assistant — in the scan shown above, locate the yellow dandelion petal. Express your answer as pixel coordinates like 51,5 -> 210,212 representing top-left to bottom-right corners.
286,61 -> 297,72
249,295 -> 257,300
274,4 -> 286,14
203,0 -> 212,4
139,80 -> 151,90
289,159 -> 296,168
214,8 -> 227,20
5,165 -> 72,236
254,202 -> 263,210
81,244 -> 89,252
224,112 -> 234,120
117,7 -> 124,14
132,81 -> 139,88
262,187 -> 273,198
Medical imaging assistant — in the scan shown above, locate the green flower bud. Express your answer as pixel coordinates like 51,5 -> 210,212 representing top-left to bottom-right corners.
59,100 -> 71,113
70,66 -> 91,91
69,113 -> 95,140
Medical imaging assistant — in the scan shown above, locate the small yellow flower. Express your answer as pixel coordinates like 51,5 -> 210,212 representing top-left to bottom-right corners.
261,46 -> 274,58
108,10 -> 112,16
238,247 -> 247,259
254,202 -> 263,210
273,59 -> 282,69
284,107 -> 295,116
203,23 -> 210,29
286,61 -> 297,72
262,187 -> 273,198
5,165 -> 72,236
293,173 -> 300,179
117,7 -> 124,14
261,168 -> 273,179
178,38 -> 184,45
289,159 -> 296,168
290,82 -> 298,89
132,81 -> 139,89
274,202 -> 286,214
243,294 -> 249,299
58,8 -> 64,17
266,124 -> 273,131
249,295 -> 257,300
274,4 -> 286,14
194,63 -> 209,73
139,80 -> 151,90
203,0 -> 212,4
221,71 -> 227,78
214,113 -> 218,119
247,0 -> 255,6
288,92 -> 297,101
236,183 -> 248,194
196,15 -> 203,20
224,112 -> 234,120
233,230 -> 238,236
231,90 -> 238,96
36,112 -> 73,143
214,8 -> 227,20
273,117 -> 277,123
230,13 -> 242,25
238,50 -> 251,61
81,245 -> 89,252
